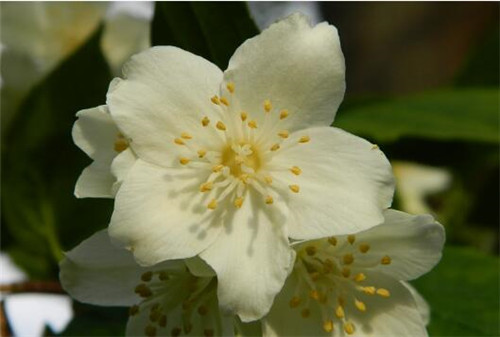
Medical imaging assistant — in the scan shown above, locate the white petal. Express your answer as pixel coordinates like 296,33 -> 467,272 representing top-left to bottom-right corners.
224,13 -> 345,132
107,46 -> 223,168
110,147 -> 137,195
108,159 -> 223,266
59,230 -> 145,306
185,256 -> 216,278
353,209 -> 445,280
200,189 -> 295,322
402,282 -> 431,326
75,161 -> 115,198
271,127 -> 394,240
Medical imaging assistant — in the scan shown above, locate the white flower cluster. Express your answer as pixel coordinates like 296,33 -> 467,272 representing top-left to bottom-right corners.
60,14 -> 445,337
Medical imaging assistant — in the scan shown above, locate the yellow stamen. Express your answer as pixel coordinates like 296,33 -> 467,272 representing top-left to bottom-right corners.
355,299 -> 366,312
207,199 -> 217,210
179,157 -> 190,165
289,185 -> 300,193
278,130 -> 289,138
289,297 -> 301,308
359,243 -> 370,253
181,132 -> 192,139
240,111 -> 248,121
328,237 -> 337,246
361,286 -> 376,295
381,255 -> 392,265
174,138 -> 185,145
341,267 -> 351,278
234,197 -> 244,209
290,166 -> 302,175
309,290 -> 320,300
323,320 -> 334,333
197,305 -> 208,316
212,164 -> 224,172
264,99 -> 272,112
129,305 -> 140,316
226,82 -> 235,93
248,120 -> 258,129
270,144 -> 280,151
114,138 -> 128,152
145,325 -> 157,337
305,245 -> 317,256
210,95 -> 220,105
343,253 -> 354,265
141,271 -> 153,282
376,288 -> 391,297
372,144 -> 379,150
265,195 -> 274,204
197,149 -> 207,158
200,182 -> 213,192
335,305 -> 345,318
354,273 -> 366,282
134,284 -> 152,298
220,97 -> 229,106
299,135 -> 310,143
216,121 -> 226,131
201,116 -> 210,127
264,175 -> 273,184
347,235 -> 356,244
279,109 -> 289,119
344,322 -> 355,335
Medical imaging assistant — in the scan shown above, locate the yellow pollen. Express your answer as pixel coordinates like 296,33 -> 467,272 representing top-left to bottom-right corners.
289,185 -> 300,193
240,111 -> 248,121
381,255 -> 392,265
343,253 -> 354,265
309,290 -> 320,300
310,271 -> 321,281
145,325 -> 157,337
335,305 -> 345,318
212,164 -> 224,172
207,199 -> 217,210
129,305 -> 139,316
197,305 -> 208,316
134,284 -> 152,298
347,235 -> 356,244
179,157 -> 190,165
278,130 -> 289,138
270,144 -> 280,151
305,245 -> 317,256
234,197 -> 244,209
248,120 -> 258,128
220,97 -> 229,106
264,99 -> 272,112
159,315 -> 167,327
197,149 -> 207,158
376,288 -> 391,297
114,138 -> 128,152
200,182 -> 213,192
290,166 -> 302,175
289,296 -> 301,308
359,243 -> 370,253
201,116 -> 210,126
210,95 -> 220,105
323,320 -> 334,333
174,138 -> 185,145
299,135 -> 310,143
328,237 -> 337,246
362,286 -> 376,295
216,121 -> 226,131
344,322 -> 355,335
265,195 -> 274,204
341,267 -> 351,278
158,271 -> 168,281
372,144 -> 379,150
355,299 -> 367,312
226,82 -> 235,93
141,271 -> 153,282
301,308 -> 310,318
181,132 -> 192,139
264,175 -> 273,184
240,174 -> 250,184
279,109 -> 289,119
354,273 -> 366,282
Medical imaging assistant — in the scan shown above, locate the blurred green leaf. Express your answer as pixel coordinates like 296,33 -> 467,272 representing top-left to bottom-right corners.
413,246 -> 499,336
151,2 -> 259,69
335,89 -> 499,144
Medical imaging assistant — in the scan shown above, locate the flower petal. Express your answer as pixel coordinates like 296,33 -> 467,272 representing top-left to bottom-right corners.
270,126 -> 395,240
107,46 -> 223,168
352,209 -> 445,280
224,13 -> 345,132
110,147 -> 137,195
402,281 -> 430,326
75,161 -> 116,198
200,189 -> 295,322
108,159 -> 223,266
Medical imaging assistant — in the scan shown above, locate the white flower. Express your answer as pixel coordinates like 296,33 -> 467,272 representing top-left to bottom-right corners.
262,209 -> 445,336
59,230 -> 244,337
82,13 -> 395,321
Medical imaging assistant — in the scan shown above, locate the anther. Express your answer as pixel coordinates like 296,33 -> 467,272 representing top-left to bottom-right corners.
279,109 -> 289,119
289,185 -> 300,193
265,195 -> 274,205
264,175 -> 273,184
361,286 -> 376,295
202,116 -> 210,126
220,97 -> 229,106
210,95 -> 220,105
174,138 -> 185,145
342,253 -> 354,265
134,284 -> 152,297
145,325 -> 157,337
197,305 -> 208,316
289,297 -> 301,308
359,243 -> 370,253
341,267 -> 351,278
212,164 -> 224,172
216,121 -> 227,131
323,320 -> 334,333
150,310 -> 161,322
264,99 -> 272,112
204,329 -> 214,337
207,199 -> 217,210
355,299 -> 367,312
159,315 -> 167,327
301,308 -> 310,318
200,182 -> 213,192
305,245 -> 317,256
234,197 -> 244,208
328,237 -> 337,246
372,144 -> 379,150
240,111 -> 248,121
248,120 -> 258,129
278,130 -> 289,138
309,290 -> 320,300
181,132 -> 192,139
344,322 -> 355,335
270,144 -> 280,151
158,271 -> 169,281
290,166 -> 302,175
381,255 -> 392,265
114,138 -> 128,152
354,273 -> 366,282
129,305 -> 139,316
347,235 -> 356,244
335,305 -> 345,318
226,82 -> 235,93
171,327 -> 181,337
299,136 -> 310,143
376,288 -> 391,297
180,157 -> 190,165
141,271 -> 153,282
197,149 -> 207,158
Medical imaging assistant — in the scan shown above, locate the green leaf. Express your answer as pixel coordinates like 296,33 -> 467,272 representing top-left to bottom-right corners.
335,89 -> 499,144
412,246 -> 499,336
151,2 -> 259,69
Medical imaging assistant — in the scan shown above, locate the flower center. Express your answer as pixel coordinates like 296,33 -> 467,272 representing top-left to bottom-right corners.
221,144 -> 261,178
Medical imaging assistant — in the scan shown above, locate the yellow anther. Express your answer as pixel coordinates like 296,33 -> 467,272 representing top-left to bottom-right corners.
359,243 -> 370,253
174,138 -> 185,145
114,138 -> 128,152
355,299 -> 367,312
145,325 -> 157,337
264,175 -> 273,184
335,305 -> 345,318
150,310 -> 161,322
220,97 -> 229,106
301,308 -> 310,318
310,271 -> 321,281
207,199 -> 217,210
289,296 -> 301,308
270,144 -> 280,151
240,111 -> 248,121
344,322 -> 355,335
159,315 -> 167,327
197,149 -> 207,158
226,82 -> 235,93
240,174 -> 250,184
234,197 -> 244,209
171,327 -> 181,337
279,109 -> 289,119
278,130 -> 289,138
210,95 -> 220,105
381,255 -> 392,265
248,120 -> 258,129
141,271 -> 153,282
197,305 -> 208,316
372,144 -> 379,150
204,329 -> 214,337
134,284 -> 152,298
361,286 -> 376,295
158,271 -> 169,281
179,157 -> 190,165
376,288 -> 391,297
181,132 -> 192,139
289,185 -> 300,193
354,273 -> 366,282
265,195 -> 274,205
328,237 -> 337,246
347,235 -> 356,244
264,99 -> 272,112
129,305 -> 140,316
309,290 -> 320,300
305,245 -> 317,256
323,259 -> 334,273
290,166 -> 302,175
200,182 -> 213,192
201,116 -> 210,127
212,164 -> 224,172
343,253 -> 354,265
323,320 -> 334,333
216,121 -> 226,131
341,267 -> 351,278
299,135 -> 310,143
